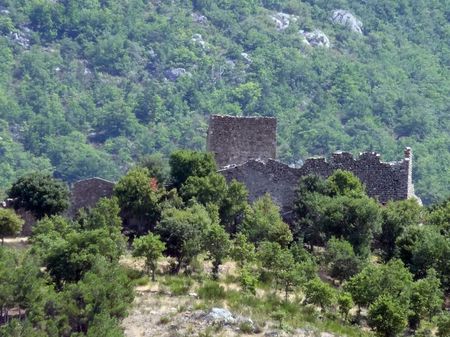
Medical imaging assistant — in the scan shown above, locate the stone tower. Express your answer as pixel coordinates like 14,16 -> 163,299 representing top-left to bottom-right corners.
206,115 -> 277,168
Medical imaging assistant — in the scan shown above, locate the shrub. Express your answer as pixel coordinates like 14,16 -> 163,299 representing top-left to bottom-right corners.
198,280 -> 226,300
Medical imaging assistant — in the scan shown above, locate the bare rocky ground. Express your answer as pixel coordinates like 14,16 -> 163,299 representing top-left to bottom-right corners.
121,282 -> 335,337
121,259 -> 345,337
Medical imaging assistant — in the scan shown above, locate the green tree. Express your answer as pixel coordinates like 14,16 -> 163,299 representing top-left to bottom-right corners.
258,241 -> 308,301
239,193 -> 293,247
230,233 -> 256,267
304,278 -> 335,311
203,222 -> 231,279
379,199 -> 422,261
155,203 -> 212,272
132,233 -> 166,281
345,259 -> 413,310
324,237 -> 362,282
114,167 -> 161,234
368,294 -> 408,337
8,173 -> 69,219
138,153 -> 170,186
327,169 -> 365,197
409,269 -> 444,329
437,312 -> 450,337
337,292 -> 354,321
0,209 -> 24,245
169,150 -> 217,189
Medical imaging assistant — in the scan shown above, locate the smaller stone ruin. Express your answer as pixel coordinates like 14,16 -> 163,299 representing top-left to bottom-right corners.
67,177 -> 115,218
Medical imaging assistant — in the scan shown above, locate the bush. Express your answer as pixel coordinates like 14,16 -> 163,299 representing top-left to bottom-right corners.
162,276 -> 193,296
198,280 -> 226,300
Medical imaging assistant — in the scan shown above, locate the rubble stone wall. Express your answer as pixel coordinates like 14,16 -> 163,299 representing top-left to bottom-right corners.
68,177 -> 115,217
207,115 -> 277,168
220,149 -> 416,218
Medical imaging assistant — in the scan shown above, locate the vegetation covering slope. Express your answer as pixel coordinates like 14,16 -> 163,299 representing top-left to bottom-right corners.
0,0 -> 449,203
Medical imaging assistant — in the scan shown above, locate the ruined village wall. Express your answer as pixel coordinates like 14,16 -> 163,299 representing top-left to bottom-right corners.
68,177 -> 115,217
207,115 -> 277,168
220,149 -> 415,218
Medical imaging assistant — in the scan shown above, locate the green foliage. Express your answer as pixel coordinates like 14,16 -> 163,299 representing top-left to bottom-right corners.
367,294 -> 408,337
239,265 -> 259,295
0,208 -> 24,244
197,280 -> 226,300
257,241 -> 315,301
379,199 -> 422,261
303,278 -> 335,311
114,167 -> 162,233
427,197 -> 450,236
345,259 -> 413,309
156,203 -> 213,272
230,233 -> 256,267
324,237 -> 362,282
169,150 -> 216,189
132,233 -> 166,281
8,173 -> 70,219
0,0 -> 448,206
161,276 -> 193,296
327,169 -> 365,197
295,173 -> 381,256
239,193 -> 293,247
409,269 -> 443,329
337,292 -> 354,321
437,312 -> 450,337
137,153 -> 171,186
396,225 -> 450,290
203,222 -> 231,279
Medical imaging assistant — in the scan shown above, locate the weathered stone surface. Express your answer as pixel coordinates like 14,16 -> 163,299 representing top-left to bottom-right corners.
300,29 -> 330,48
331,9 -> 363,34
271,12 -> 298,31
220,149 -> 418,220
207,115 -> 277,168
68,177 -> 115,217
164,68 -> 190,81
1,199 -> 36,236
192,12 -> 208,25
205,308 -> 235,324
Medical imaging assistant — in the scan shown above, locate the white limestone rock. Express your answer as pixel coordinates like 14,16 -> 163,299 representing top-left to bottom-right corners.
192,12 -> 208,24
331,9 -> 363,35
300,29 -> 330,48
165,68 -> 190,81
271,12 -> 298,31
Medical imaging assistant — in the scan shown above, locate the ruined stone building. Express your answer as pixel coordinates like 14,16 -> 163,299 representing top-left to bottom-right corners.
208,115 -> 419,218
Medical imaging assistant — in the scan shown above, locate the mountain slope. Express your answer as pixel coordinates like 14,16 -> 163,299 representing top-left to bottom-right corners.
0,0 -> 449,204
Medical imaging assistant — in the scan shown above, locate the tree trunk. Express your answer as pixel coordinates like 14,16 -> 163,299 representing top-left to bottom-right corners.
151,268 -> 156,282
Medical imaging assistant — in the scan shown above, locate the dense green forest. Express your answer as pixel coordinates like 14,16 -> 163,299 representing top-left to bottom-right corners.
0,0 -> 449,204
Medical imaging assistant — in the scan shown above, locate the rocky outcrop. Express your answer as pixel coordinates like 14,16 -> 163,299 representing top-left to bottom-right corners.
192,33 -> 206,48
164,68 -> 191,81
300,29 -> 330,48
271,12 -> 298,31
192,12 -> 208,25
331,10 -> 363,34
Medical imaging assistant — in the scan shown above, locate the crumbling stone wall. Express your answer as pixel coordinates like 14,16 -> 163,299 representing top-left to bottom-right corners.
1,199 -> 36,236
68,177 -> 115,217
207,115 -> 277,168
220,148 -> 417,219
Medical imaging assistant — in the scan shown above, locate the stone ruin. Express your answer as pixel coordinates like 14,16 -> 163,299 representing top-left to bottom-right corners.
67,177 -> 116,218
208,115 -> 420,219
207,115 -> 277,168
1,114 -> 420,236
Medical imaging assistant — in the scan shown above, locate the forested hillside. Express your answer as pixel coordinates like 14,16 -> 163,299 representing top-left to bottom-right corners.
0,0 -> 448,204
